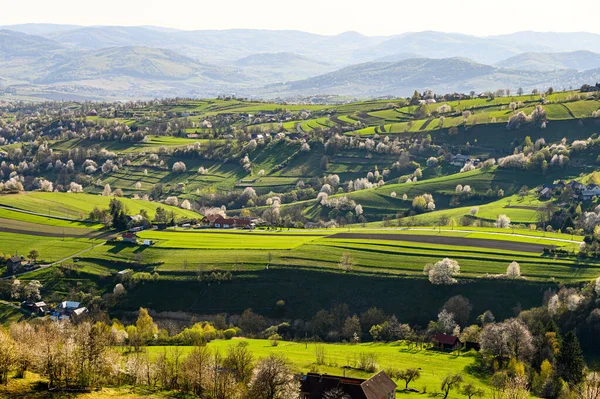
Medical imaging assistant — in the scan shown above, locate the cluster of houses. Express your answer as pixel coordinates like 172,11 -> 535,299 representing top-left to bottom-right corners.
201,215 -> 255,229
539,180 -> 600,201
21,300 -> 88,321
449,154 -> 481,167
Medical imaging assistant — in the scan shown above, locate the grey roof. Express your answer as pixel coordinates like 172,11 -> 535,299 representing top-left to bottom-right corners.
361,371 -> 397,399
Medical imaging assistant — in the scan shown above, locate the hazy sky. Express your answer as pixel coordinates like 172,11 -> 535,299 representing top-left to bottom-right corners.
2,0 -> 599,36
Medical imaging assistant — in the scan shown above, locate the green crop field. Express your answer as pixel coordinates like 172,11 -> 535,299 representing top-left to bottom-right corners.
0,192 -> 200,220
137,230 -> 325,249
0,232 -> 101,265
0,208 -> 103,229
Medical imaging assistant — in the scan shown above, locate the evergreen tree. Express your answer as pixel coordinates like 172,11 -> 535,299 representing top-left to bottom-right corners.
556,331 -> 585,385
410,90 -> 422,105
108,198 -> 129,230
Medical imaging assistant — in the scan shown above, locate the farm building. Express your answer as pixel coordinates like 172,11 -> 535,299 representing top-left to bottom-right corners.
122,232 -> 138,243
22,300 -> 48,315
299,371 -> 396,399
202,214 -> 222,226
52,301 -> 88,321
582,184 -> 600,200
432,333 -> 462,351
6,255 -> 24,274
205,216 -> 254,229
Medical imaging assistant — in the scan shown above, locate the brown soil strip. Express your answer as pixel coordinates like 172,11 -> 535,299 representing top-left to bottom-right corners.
328,233 -> 550,253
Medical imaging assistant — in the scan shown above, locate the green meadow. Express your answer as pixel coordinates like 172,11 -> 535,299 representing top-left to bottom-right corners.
146,339 -> 494,398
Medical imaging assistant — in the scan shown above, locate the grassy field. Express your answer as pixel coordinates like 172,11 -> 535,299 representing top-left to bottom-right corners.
0,230 -> 102,265
22,222 -> 585,325
0,338 -> 503,398
0,302 -> 33,326
52,135 -> 215,153
0,208 -> 103,229
0,192 -> 200,220
147,339 -> 494,398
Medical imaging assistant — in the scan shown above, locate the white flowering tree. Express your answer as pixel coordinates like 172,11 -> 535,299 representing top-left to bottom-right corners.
506,261 -> 521,279
495,214 -> 511,228
426,258 -> 460,285
172,161 -> 187,173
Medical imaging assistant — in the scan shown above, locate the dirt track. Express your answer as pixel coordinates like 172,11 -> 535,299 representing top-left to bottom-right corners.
329,233 -> 552,253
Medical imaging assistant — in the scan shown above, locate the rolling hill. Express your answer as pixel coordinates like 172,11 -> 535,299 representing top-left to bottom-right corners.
232,52 -> 336,81
38,46 -> 247,83
0,29 -> 64,58
264,57 -> 600,97
355,31 -> 549,65
496,50 -> 600,72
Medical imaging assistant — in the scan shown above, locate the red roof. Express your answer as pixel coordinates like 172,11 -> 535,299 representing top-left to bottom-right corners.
433,333 -> 460,345
213,217 -> 251,226
122,232 -> 138,239
204,214 -> 221,222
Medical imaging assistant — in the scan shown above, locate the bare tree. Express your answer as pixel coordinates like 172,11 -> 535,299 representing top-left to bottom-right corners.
246,354 -> 299,399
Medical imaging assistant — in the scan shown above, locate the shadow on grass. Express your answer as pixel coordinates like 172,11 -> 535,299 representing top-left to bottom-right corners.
107,244 -> 126,254
133,246 -> 149,254
464,355 -> 490,382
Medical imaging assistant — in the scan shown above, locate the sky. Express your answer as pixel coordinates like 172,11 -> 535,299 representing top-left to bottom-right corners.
1,0 -> 599,36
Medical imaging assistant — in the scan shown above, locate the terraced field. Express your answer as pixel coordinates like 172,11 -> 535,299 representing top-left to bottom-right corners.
0,192 -> 200,220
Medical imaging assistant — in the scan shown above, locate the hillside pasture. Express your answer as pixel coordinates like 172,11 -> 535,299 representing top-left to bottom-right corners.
147,339 -> 493,399
0,192 -> 200,220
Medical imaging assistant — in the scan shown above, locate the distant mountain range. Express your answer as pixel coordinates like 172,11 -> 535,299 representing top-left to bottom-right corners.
495,50 -> 600,72
263,57 -> 583,98
1,24 -> 600,100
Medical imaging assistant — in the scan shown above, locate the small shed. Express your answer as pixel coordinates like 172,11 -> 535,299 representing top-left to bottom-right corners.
6,256 -> 24,274
433,333 -> 462,351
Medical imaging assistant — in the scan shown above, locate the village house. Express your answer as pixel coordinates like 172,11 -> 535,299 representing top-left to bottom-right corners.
212,217 -> 253,229
6,255 -> 24,274
449,154 -> 470,167
201,215 -> 254,229
121,232 -> 138,243
582,184 -> 600,200
538,180 -> 600,201
432,333 -> 462,351
52,301 -> 88,321
299,371 -> 396,399
22,301 -> 48,315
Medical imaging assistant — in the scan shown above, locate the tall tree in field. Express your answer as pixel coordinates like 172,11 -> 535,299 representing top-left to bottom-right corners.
557,331 -> 585,385
28,249 -> 39,264
136,308 -> 157,342
338,252 -> 354,272
441,374 -> 463,399
181,345 -> 212,396
223,341 -> 254,383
